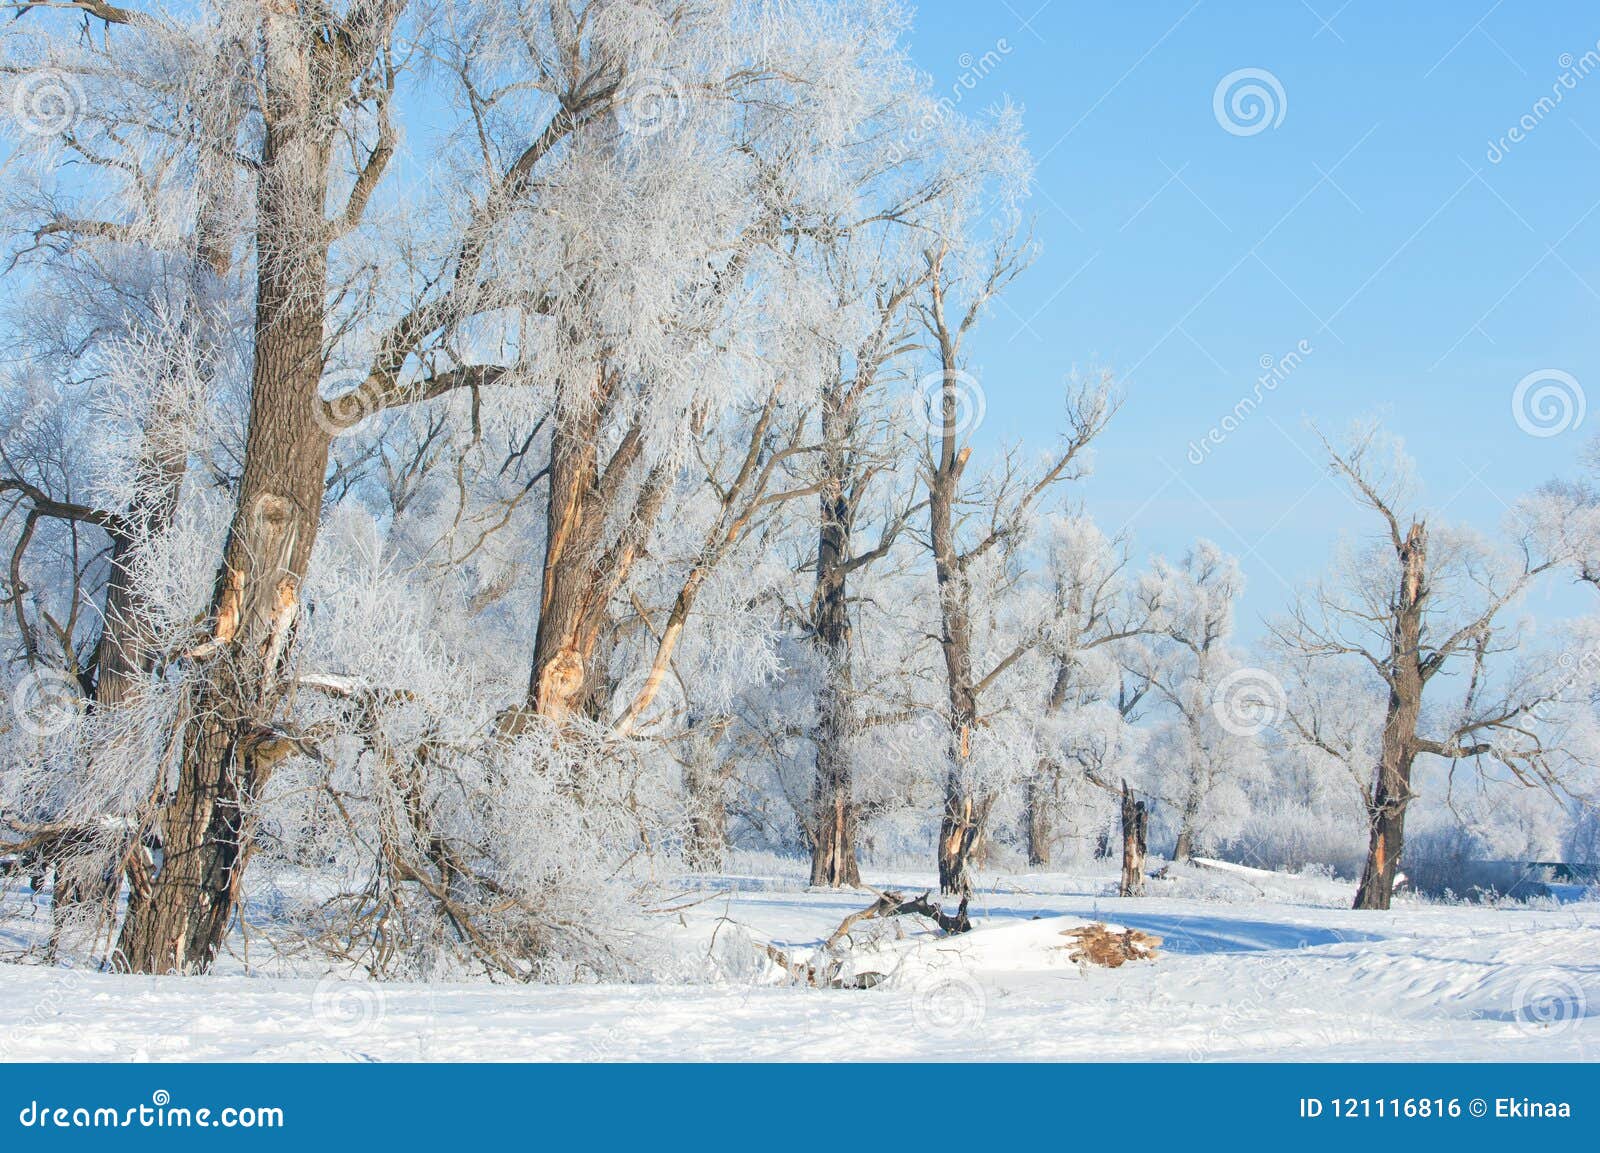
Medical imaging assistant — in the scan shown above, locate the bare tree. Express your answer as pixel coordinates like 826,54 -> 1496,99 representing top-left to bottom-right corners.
2,0 -> 626,972
1273,424 -> 1572,910
800,268 -> 925,887
914,231 -> 1116,896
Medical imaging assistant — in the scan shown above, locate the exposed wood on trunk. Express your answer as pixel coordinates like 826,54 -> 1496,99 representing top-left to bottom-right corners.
115,5 -> 379,972
1353,521 -> 1427,910
1273,427 -> 1566,914
520,394 -> 667,728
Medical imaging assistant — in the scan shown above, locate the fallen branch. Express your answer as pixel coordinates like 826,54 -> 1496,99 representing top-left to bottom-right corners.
759,888 -> 974,989
824,888 -> 971,950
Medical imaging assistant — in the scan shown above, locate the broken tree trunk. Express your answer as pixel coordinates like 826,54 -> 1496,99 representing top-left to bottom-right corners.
823,889 -> 972,949
1353,521 -> 1428,912
937,765 -> 989,897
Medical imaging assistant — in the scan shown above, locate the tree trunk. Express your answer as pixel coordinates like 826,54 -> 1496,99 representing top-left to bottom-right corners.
809,661 -> 860,887
114,23 -> 337,971
1171,743 -> 1203,863
937,714 -> 988,897
525,409 -> 605,724
808,417 -> 861,888
1119,781 -> 1148,898
519,403 -> 667,728
1353,708 -> 1420,910
1028,659 -> 1082,871
1353,522 -> 1428,912
1025,767 -> 1052,868
1172,828 -> 1193,864
1354,791 -> 1407,910
929,390 -> 982,896
49,117 -> 239,947
682,730 -> 728,873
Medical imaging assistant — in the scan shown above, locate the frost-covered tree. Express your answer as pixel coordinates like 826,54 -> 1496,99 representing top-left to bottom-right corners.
913,211 -> 1115,894
1022,514 -> 1158,868
1248,653 -> 1381,875
1273,423 -> 1582,910
800,261 -> 923,887
1132,542 -> 1265,862
0,0 -> 986,974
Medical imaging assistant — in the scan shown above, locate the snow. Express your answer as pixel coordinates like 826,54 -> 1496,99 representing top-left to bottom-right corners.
3,859 -> 1595,1062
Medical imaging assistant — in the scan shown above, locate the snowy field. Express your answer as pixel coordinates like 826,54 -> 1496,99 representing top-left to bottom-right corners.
2,858 -> 1596,1063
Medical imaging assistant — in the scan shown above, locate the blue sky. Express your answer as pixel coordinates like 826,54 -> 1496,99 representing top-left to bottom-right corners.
907,0 -> 1600,636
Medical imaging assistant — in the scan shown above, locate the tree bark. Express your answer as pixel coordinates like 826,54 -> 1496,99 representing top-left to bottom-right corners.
682,729 -> 729,873
38,72 -> 242,948
808,396 -> 861,887
1172,781 -> 1199,864
1172,826 -> 1194,865
1119,781 -> 1148,898
929,390 -> 981,896
808,644 -> 861,886
1353,522 -> 1428,911
1025,769 -> 1052,868
115,12 -> 339,972
518,400 -> 667,728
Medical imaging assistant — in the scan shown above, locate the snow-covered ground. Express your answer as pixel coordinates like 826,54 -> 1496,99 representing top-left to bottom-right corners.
2,858 -> 1596,1062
